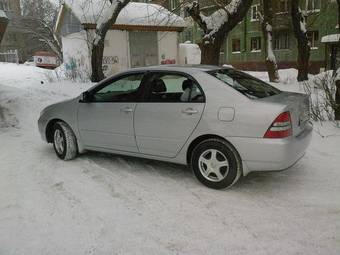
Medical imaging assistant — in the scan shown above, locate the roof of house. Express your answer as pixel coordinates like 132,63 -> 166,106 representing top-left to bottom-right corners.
62,1 -> 185,27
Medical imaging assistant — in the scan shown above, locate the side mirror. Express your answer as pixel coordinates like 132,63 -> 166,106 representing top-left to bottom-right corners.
79,91 -> 92,103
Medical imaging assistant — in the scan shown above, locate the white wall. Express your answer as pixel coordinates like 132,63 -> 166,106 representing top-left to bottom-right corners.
158,32 -> 178,65
62,31 -> 91,79
102,30 -> 129,76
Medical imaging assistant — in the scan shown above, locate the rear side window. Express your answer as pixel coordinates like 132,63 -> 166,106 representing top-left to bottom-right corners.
207,69 -> 281,99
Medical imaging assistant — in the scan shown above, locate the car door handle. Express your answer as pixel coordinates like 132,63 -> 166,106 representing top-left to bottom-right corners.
121,107 -> 133,113
182,108 -> 198,115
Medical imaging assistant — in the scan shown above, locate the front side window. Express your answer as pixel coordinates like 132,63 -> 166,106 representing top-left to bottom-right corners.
207,69 -> 281,99
146,73 -> 204,103
251,37 -> 261,51
92,73 -> 144,102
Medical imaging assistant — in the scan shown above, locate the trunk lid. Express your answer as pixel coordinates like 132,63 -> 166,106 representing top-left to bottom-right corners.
259,92 -> 310,136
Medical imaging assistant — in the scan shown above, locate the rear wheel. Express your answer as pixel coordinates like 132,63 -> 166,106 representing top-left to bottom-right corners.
53,121 -> 78,160
191,138 -> 242,189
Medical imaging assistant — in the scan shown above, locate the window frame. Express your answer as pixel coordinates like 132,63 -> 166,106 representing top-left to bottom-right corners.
307,30 -> 319,49
86,71 -> 147,103
273,31 -> 290,50
142,71 -> 206,103
250,4 -> 260,22
276,0 -> 289,14
250,37 -> 261,52
307,0 -> 321,13
232,38 -> 241,53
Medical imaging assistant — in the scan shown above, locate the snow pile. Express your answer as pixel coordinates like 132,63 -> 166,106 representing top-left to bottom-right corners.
0,10 -> 8,19
0,63 -> 92,129
64,1 -> 185,27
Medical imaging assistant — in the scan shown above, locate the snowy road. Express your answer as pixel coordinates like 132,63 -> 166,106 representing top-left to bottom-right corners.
0,64 -> 339,254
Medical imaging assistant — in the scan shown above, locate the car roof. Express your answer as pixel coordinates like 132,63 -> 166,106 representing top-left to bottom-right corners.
129,65 -> 228,74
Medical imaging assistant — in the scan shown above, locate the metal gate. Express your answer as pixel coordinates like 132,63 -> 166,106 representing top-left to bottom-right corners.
129,31 -> 158,68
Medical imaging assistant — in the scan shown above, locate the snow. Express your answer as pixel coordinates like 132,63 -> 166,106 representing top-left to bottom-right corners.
64,1 -> 185,27
321,33 -> 340,43
0,63 -> 340,254
0,10 -> 8,19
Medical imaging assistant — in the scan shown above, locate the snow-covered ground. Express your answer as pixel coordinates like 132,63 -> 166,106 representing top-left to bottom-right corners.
0,63 -> 339,254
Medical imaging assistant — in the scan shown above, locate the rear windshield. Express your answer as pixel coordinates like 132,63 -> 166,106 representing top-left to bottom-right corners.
207,69 -> 281,99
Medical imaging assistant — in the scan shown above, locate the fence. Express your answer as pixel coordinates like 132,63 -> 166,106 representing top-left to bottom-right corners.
0,49 -> 19,64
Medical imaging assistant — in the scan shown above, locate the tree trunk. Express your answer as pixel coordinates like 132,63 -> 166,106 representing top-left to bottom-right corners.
200,35 -> 224,65
91,38 -> 106,82
291,0 -> 310,82
335,0 -> 340,120
90,0 -> 130,82
187,0 -> 253,67
336,81 -> 340,120
260,0 -> 279,82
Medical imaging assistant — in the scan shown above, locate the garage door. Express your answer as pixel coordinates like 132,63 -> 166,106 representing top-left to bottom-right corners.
129,31 -> 158,68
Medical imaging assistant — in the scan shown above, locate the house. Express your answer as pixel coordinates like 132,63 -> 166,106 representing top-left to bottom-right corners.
54,1 -> 186,77
0,10 -> 8,44
181,0 -> 339,73
0,0 -> 26,61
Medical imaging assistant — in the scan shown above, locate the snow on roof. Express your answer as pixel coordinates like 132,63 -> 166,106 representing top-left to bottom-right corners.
321,34 -> 340,43
63,0 -> 185,27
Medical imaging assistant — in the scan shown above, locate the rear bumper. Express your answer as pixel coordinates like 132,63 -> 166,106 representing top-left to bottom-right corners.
227,124 -> 313,176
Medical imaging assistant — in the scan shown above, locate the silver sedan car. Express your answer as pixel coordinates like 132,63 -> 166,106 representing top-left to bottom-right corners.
38,65 -> 312,189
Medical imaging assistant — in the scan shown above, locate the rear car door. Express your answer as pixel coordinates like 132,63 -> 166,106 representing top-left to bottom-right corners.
77,72 -> 145,152
134,71 -> 205,157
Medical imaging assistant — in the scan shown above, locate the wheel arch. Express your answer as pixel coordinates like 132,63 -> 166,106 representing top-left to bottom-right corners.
186,134 -> 242,166
45,118 -> 68,143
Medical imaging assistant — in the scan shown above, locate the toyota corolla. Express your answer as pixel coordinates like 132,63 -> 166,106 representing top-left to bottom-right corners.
38,65 -> 312,189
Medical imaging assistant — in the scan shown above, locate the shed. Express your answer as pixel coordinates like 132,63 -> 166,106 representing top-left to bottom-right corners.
55,1 -> 186,78
321,33 -> 340,70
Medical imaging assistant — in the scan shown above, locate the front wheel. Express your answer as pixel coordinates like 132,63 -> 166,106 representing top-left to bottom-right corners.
191,138 -> 242,189
53,121 -> 78,160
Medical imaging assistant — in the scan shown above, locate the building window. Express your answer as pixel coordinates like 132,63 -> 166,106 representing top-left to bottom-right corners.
307,31 -> 319,49
232,39 -> 241,53
250,5 -> 259,21
273,31 -> 290,50
0,0 -> 10,11
251,37 -> 261,52
308,0 -> 321,12
277,0 -> 288,13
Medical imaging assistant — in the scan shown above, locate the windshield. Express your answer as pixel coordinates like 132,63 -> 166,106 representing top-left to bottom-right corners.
207,69 -> 281,99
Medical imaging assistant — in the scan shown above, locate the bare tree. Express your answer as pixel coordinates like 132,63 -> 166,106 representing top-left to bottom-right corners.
186,0 -> 253,65
291,0 -> 310,81
259,0 -> 279,82
20,0 -> 62,60
91,0 -> 130,82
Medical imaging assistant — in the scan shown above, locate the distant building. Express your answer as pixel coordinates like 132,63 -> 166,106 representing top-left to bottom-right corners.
55,1 -> 185,77
0,0 -> 26,61
0,10 -> 9,44
181,0 -> 339,73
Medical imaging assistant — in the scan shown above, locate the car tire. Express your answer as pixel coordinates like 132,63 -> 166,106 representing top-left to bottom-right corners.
191,138 -> 242,189
53,121 -> 78,160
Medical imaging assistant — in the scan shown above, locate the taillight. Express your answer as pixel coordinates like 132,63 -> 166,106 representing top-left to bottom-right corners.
264,111 -> 292,138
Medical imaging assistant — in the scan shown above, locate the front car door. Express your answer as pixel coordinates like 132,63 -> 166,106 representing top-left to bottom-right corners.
77,72 -> 145,152
134,71 -> 205,157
